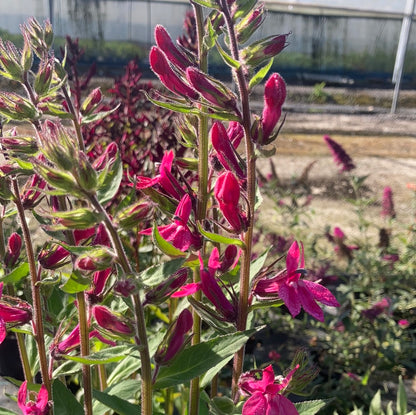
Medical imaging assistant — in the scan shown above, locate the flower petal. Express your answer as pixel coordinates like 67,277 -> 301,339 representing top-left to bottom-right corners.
278,283 -> 301,318
267,394 -> 299,415
297,283 -> 324,322
286,241 -> 300,275
243,392 -> 267,415
303,280 -> 340,307
0,317 -> 5,344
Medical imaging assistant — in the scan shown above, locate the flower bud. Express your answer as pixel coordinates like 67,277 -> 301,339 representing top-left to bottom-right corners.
116,201 -> 153,229
92,305 -> 133,336
227,121 -> 244,148
93,142 -> 119,170
0,40 -> 24,81
210,122 -> 246,180
75,247 -> 114,272
186,67 -> 237,111
144,268 -> 189,305
81,87 -> 103,115
21,36 -> 33,73
149,47 -> 199,100
74,152 -> 98,192
260,73 -> 286,144
0,92 -> 39,120
38,243 -> 70,270
154,25 -> 194,71
4,232 -> 22,268
0,135 -> 38,156
154,309 -> 193,366
53,208 -> 102,230
34,58 -> 54,96
235,3 -> 265,44
21,174 -> 46,209
33,162 -> 80,195
219,245 -> 240,273
214,171 -> 246,233
114,279 -> 138,297
241,33 -> 288,68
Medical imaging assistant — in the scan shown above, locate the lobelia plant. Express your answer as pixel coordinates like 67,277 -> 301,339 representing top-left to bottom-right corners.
0,3 -> 340,415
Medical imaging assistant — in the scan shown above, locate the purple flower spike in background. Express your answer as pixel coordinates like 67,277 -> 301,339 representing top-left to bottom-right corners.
381,186 -> 396,219
323,135 -> 355,172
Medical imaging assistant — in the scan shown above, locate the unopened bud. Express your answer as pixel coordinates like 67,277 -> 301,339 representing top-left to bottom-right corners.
53,208 -> 102,230
92,305 -> 133,336
0,92 -> 39,120
75,247 -> 114,272
81,87 -> 103,115
92,142 -> 119,171
154,25 -> 194,71
38,243 -> 70,269
34,58 -> 54,96
235,3 -> 265,44
0,40 -> 24,81
116,201 -> 153,229
4,232 -> 22,268
186,67 -> 237,111
241,33 -> 289,68
0,135 -> 38,156
21,174 -> 46,209
74,152 -> 98,192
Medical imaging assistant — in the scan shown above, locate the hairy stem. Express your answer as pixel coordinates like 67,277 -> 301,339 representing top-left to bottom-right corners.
189,3 -> 209,415
219,0 -> 256,400
88,194 -> 152,415
11,179 -> 51,396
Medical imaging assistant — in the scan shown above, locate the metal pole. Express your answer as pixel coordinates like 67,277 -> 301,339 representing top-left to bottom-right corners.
391,0 -> 415,114
48,0 -> 54,26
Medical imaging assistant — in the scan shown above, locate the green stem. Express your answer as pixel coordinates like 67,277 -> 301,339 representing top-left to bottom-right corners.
11,179 -> 51,396
189,4 -> 209,415
88,194 -> 152,415
219,0 -> 256,400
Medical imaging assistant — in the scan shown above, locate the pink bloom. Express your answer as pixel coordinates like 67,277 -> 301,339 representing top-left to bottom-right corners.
239,364 -> 299,415
200,248 -> 237,323
253,241 -> 340,322
398,319 -> 409,328
261,73 -> 286,144
18,381 -> 49,415
4,232 -> 22,268
214,171 -> 246,233
135,150 -> 185,201
268,350 -> 281,362
140,194 -> 201,252
381,186 -> 396,219
362,297 -> 391,321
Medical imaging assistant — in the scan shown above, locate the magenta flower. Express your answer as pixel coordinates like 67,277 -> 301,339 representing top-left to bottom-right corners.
323,135 -> 355,172
210,121 -> 246,180
140,194 -> 201,252
238,364 -> 299,415
361,297 -> 391,321
381,186 -> 396,219
261,73 -> 286,144
18,381 -> 49,415
154,308 -> 193,366
200,248 -> 237,323
253,241 -> 339,321
398,319 -> 409,328
149,46 -> 198,100
135,150 -> 185,201
214,171 -> 247,233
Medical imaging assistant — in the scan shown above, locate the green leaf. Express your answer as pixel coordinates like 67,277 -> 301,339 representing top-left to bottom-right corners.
215,41 -> 241,70
397,376 -> 408,415
52,379 -> 84,415
60,271 -> 91,294
61,346 -> 130,365
97,149 -> 123,205
203,18 -> 217,50
295,399 -> 331,415
249,248 -> 270,282
140,258 -> 185,286
0,408 -> 18,415
154,328 -> 259,389
0,262 -> 29,283
200,108 -> 241,122
93,389 -> 139,415
145,94 -> 199,115
369,390 -> 383,415
152,224 -> 187,258
197,223 -> 246,249
249,59 -> 274,90
191,0 -> 220,9
81,106 -> 118,125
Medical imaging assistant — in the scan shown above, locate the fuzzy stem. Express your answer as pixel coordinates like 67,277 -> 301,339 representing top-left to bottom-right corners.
88,194 -> 152,415
189,3 -> 209,414
219,0 -> 257,400
11,179 -> 51,397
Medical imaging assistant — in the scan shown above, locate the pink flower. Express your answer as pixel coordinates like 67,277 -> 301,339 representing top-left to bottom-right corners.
253,241 -> 339,321
398,319 -> 409,328
4,232 -> 22,268
135,150 -> 185,201
261,73 -> 286,144
362,297 -> 391,321
17,381 -> 49,415
140,194 -> 201,252
92,305 -> 133,336
239,365 -> 299,415
214,171 -> 247,233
